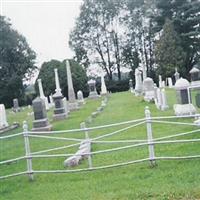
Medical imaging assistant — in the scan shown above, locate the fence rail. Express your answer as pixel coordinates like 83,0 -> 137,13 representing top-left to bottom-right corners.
1,106 -> 200,181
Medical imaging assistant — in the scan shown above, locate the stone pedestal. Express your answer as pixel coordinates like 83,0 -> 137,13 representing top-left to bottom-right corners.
32,97 -> 52,131
88,79 -> 99,99
0,104 -> 9,130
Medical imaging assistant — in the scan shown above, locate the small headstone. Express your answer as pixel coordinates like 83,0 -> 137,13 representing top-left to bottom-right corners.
32,97 -> 52,131
101,74 -> 107,95
161,88 -> 169,110
189,66 -> 200,85
88,79 -> 99,99
143,77 -> 155,102
134,68 -> 143,96
77,90 -> 85,106
0,104 -> 9,129
129,79 -> 134,93
13,98 -> 20,112
167,77 -> 173,88
158,75 -> 162,88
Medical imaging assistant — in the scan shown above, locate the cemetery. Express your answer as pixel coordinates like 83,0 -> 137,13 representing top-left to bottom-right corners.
1,0 -> 200,199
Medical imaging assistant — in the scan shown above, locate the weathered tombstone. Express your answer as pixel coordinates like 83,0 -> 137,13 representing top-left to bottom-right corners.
53,68 -> 67,120
143,77 -> 155,102
167,77 -> 173,88
32,97 -> 52,131
0,104 -> 9,129
66,60 -> 78,111
174,68 -> 180,83
13,98 -> 20,112
88,79 -> 99,99
189,66 -> 200,85
173,78 -> 196,116
158,75 -> 163,88
101,74 -> 107,95
161,88 -> 169,111
134,68 -> 143,96
37,79 -> 49,110
77,90 -> 85,106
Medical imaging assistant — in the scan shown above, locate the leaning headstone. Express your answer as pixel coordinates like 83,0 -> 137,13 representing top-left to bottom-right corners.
143,77 -> 155,102
66,60 -> 78,111
77,90 -> 85,106
53,68 -> 67,120
189,66 -> 200,86
88,79 -> 99,99
13,98 -> 20,112
173,78 -> 196,116
0,104 -> 9,129
32,97 -> 52,131
101,74 -> 107,95
134,68 -> 143,96
37,79 -> 49,111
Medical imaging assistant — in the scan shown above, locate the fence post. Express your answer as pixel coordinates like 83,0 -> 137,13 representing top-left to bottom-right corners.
80,122 -> 93,169
23,121 -> 34,181
145,106 -> 156,167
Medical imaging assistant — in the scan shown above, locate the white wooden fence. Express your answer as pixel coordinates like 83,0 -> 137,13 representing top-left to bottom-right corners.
1,106 -> 200,181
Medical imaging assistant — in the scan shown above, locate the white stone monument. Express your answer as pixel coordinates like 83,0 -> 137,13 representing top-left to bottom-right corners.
161,88 -> 169,111
37,79 -> 49,110
158,75 -> 163,88
167,77 -> 173,88
173,78 -> 196,116
77,90 -> 85,105
66,60 -> 78,111
0,104 -> 8,129
134,68 -> 143,96
174,68 -> 180,83
101,74 -> 107,95
143,77 -> 155,102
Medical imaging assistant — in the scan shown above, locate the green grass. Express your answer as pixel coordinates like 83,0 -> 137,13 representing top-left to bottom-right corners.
1,89 -> 200,200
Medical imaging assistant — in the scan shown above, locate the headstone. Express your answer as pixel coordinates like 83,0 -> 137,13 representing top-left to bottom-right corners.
134,68 -> 143,96
66,60 -> 78,111
0,104 -> 9,129
37,79 -> 49,110
174,68 -> 180,83
77,90 -> 85,106
32,97 -> 52,131
173,78 -> 196,115
13,98 -> 20,112
142,64 -> 147,81
156,88 -> 162,110
49,94 -> 54,108
101,74 -> 107,95
143,77 -> 155,102
53,68 -> 67,120
158,75 -> 162,88
161,88 -> 169,110
88,79 -> 99,99
189,66 -> 200,85
129,79 -> 134,93
167,77 -> 173,88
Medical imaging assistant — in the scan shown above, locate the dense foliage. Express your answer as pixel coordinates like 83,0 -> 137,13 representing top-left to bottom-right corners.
0,16 -> 36,108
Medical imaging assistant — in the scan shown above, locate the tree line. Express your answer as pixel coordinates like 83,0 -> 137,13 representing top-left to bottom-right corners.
69,0 -> 200,81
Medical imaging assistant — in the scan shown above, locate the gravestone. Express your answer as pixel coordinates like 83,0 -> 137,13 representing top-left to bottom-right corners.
37,79 -> 49,110
129,79 -> 134,93
173,78 -> 196,116
143,77 -> 155,102
13,98 -> 20,112
174,68 -> 180,83
134,68 -> 143,96
167,77 -> 173,88
158,75 -> 163,88
161,88 -> 169,111
77,90 -> 85,106
53,68 -> 67,120
32,97 -> 52,131
189,66 -> 200,86
101,74 -> 107,95
0,104 -> 9,130
88,79 -> 99,99
66,60 -> 78,111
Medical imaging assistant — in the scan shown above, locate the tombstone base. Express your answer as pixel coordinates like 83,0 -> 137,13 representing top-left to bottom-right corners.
68,102 -> 79,111
88,92 -> 100,99
32,118 -> 52,131
53,112 -> 67,121
173,104 -> 197,116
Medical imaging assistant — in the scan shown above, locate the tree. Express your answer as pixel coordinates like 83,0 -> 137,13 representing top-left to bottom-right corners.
0,16 -> 36,107
155,19 -> 186,79
154,0 -> 200,76
36,59 -> 88,98
69,0 -> 124,80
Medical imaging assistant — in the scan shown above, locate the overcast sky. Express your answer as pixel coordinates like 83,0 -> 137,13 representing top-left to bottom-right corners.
1,0 -> 83,68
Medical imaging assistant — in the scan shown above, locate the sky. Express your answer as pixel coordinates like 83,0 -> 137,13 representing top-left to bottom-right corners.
1,0 -> 83,68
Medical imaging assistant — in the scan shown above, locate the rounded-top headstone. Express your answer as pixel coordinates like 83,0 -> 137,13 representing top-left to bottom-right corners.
174,78 -> 190,90
143,77 -> 154,91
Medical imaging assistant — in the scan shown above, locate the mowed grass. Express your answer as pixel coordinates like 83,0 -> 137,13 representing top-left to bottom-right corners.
0,89 -> 200,200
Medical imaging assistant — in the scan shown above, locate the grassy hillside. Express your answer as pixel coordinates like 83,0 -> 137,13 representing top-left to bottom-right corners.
0,90 -> 200,200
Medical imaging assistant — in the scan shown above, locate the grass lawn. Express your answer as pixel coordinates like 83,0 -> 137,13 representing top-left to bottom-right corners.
0,89 -> 200,200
